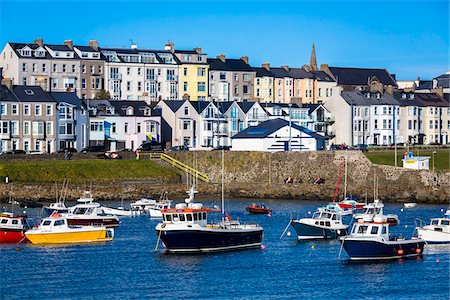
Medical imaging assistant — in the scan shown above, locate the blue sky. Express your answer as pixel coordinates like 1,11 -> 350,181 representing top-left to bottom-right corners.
0,0 -> 448,79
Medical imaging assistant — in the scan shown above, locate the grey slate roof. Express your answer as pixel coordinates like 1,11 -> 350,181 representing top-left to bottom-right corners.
207,58 -> 255,72
45,44 -> 73,51
100,47 -> 181,64
232,118 -> 325,140
190,101 -> 211,113
416,80 -> 432,90
11,85 -> 56,102
270,68 -> 290,78
9,43 -> 53,59
74,45 -> 100,53
328,66 -> 397,86
341,90 -> 400,106
310,70 -> 335,82
434,73 -> 450,88
108,100 -> 152,116
236,101 -> 256,113
302,103 -> 320,114
0,85 -> 18,101
215,101 -> 234,114
288,68 -> 313,79
162,100 -> 186,112
51,92 -> 85,108
253,67 -> 274,77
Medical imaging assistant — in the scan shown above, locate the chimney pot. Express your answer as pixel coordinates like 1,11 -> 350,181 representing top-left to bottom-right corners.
217,54 -> 226,63
34,38 -> 44,47
1,77 -> 13,90
281,65 -> 289,72
88,40 -> 99,51
193,47 -> 202,54
240,56 -> 249,64
64,40 -> 73,49
262,62 -> 270,71
164,42 -> 174,53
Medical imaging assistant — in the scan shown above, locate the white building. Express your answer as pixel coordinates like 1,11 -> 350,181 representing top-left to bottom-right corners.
231,118 -> 325,152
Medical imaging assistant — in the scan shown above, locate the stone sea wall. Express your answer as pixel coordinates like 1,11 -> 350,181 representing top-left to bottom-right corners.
0,151 -> 448,203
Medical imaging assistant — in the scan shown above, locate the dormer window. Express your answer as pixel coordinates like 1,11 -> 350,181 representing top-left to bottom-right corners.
366,92 -> 370,99
409,94 -> 415,100
81,53 -> 88,58
34,50 -> 45,57
127,107 -> 134,115
21,49 -> 31,57
376,92 -> 381,99
24,89 -> 35,95
144,108 -> 151,116
106,107 -> 115,115
401,93 -> 406,99
92,53 -> 99,58
55,52 -> 60,57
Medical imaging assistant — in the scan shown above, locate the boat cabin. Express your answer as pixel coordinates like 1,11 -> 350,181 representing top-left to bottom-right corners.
429,218 -> 450,229
39,218 -> 68,229
162,202 -> 211,226
311,209 -> 344,227
0,214 -> 24,230
350,222 -> 390,239
72,203 -> 107,216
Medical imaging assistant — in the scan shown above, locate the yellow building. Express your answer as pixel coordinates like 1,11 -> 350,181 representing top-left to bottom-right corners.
253,63 -> 274,102
166,43 -> 209,101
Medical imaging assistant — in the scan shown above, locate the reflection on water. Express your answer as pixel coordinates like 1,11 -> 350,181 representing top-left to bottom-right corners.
1,200 -> 449,299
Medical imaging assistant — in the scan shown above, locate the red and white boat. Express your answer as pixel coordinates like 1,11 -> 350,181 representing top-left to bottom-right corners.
0,212 -> 30,243
337,199 -> 365,210
246,204 -> 272,215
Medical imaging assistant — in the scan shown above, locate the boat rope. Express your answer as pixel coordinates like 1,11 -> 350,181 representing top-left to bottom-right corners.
338,237 -> 345,260
279,210 -> 293,240
154,224 -> 165,252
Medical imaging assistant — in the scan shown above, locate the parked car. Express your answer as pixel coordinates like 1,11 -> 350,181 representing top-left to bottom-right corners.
169,145 -> 189,151
57,147 -> 78,153
81,145 -> 107,153
329,144 -> 348,150
137,141 -> 163,151
212,145 -> 231,151
117,148 -> 133,152
3,149 -> 27,154
351,144 -> 368,152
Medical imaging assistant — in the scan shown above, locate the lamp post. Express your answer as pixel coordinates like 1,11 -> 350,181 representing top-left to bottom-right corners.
288,103 -> 292,151
432,150 -> 436,170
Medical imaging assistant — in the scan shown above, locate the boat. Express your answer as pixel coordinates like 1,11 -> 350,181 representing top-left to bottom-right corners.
340,217 -> 425,260
43,201 -> 69,216
246,203 -> 272,215
64,193 -> 120,228
404,203 -> 417,208
291,206 -> 349,240
154,151 -> 264,253
130,192 -> 172,218
25,214 -> 114,245
415,217 -> 450,244
0,212 -> 31,243
338,198 -> 365,210
102,198 -> 143,217
353,200 -> 399,226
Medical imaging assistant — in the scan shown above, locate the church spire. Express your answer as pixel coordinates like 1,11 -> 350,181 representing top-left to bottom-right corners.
310,43 -> 318,71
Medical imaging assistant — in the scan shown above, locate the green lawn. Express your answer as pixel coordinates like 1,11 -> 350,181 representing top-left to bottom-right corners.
364,148 -> 450,170
0,159 -> 179,183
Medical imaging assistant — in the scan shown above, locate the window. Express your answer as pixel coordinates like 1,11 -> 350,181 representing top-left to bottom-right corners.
98,65 -> 102,74
371,226 -> 379,235
429,120 -> 433,130
127,68 -> 131,75
111,123 -> 116,133
183,121 -> 191,130
0,104 -> 5,115
183,82 -> 188,92
124,122 -> 129,133
46,122 -> 53,135
138,81 -> 142,91
81,78 -> 86,89
53,64 -> 57,72
22,78 -> 28,85
90,121 -> 103,131
374,107 -> 378,115
46,105 -> 53,116
183,68 -> 188,76
32,63 -> 37,72
357,225 -> 368,234
23,121 -> 30,135
408,120 -> 412,130
197,68 -> 206,76
22,63 -> 27,72
243,73 -> 250,81
42,63 -> 46,72
318,88 -> 321,97
0,121 -> 9,134
138,68 -> 142,76
34,104 -> 41,116
90,65 -> 95,74
127,81 -> 131,91
374,119 -> 378,129
183,137 -> 191,146
24,104 -> 30,115
383,119 -> 387,129
62,64 -> 67,72
11,104 -> 18,115
198,82 -> 206,92
243,85 -> 248,94
82,65 -> 86,73
32,121 -> 44,135
24,140 -> 29,151
72,65 -> 76,72
137,123 -> 141,133
220,73 -> 226,80
11,121 -> 18,135
184,107 -> 189,116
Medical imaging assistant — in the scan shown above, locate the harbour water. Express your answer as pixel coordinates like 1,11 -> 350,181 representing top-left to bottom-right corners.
1,199 -> 449,299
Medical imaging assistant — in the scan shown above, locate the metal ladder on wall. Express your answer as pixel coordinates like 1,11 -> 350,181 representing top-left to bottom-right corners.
147,153 -> 209,183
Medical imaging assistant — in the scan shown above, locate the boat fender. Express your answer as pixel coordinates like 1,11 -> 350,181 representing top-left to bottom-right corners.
415,248 -> 422,254
397,249 -> 404,255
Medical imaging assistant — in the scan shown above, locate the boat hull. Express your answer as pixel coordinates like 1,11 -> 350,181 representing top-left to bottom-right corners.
26,229 -> 112,245
66,217 -> 119,228
0,229 -> 26,244
417,228 -> 450,244
291,221 -> 347,240
342,239 -> 425,260
156,227 -> 263,253
246,207 -> 272,215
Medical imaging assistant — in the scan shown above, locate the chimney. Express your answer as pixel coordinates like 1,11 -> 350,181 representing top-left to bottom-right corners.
164,42 -> 174,53
262,62 -> 270,71
64,40 -> 73,49
88,40 -> 99,50
193,47 -> 202,54
1,77 -> 13,90
281,65 -> 289,72
131,42 -> 137,49
34,38 -> 44,47
320,64 -> 335,80
240,56 -> 249,64
217,54 -> 226,63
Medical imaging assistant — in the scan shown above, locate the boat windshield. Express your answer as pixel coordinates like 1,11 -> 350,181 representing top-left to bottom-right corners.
73,207 -> 93,215
41,220 -> 52,226
432,220 -> 439,225
442,220 -> 449,226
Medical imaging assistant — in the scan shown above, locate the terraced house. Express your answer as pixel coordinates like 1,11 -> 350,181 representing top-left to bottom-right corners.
0,83 -> 57,153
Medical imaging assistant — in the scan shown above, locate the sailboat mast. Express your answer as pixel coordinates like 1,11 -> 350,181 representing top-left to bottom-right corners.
344,152 -> 348,200
221,150 -> 225,218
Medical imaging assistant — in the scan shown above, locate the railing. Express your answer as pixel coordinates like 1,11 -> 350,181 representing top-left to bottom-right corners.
149,153 -> 209,183
110,73 -> 122,80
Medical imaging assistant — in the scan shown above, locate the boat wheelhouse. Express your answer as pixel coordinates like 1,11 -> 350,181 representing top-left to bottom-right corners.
416,217 -> 450,244
65,202 -> 120,228
341,220 -> 425,260
291,207 -> 349,240
353,200 -> 399,225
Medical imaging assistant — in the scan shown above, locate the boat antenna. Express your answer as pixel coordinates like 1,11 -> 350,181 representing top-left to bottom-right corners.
221,149 -> 225,222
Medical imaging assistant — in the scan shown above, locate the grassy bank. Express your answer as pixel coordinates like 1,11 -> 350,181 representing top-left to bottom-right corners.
0,159 -> 180,183
364,149 -> 449,170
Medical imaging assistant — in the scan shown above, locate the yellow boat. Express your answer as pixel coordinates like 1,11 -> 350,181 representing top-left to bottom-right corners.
25,215 -> 114,245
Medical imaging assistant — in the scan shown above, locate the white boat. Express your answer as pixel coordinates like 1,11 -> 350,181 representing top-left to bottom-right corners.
43,201 -> 69,216
291,205 -> 349,240
404,203 -> 417,208
353,199 -> 399,226
130,192 -> 172,218
416,217 -> 450,244
102,199 -> 143,217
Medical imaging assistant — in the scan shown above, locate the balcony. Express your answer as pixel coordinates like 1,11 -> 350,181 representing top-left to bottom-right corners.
248,114 -> 269,121
326,131 -> 336,139
167,75 -> 178,82
59,133 -> 76,140
146,76 -> 157,82
204,113 -> 228,121
110,73 -> 122,80
0,132 -> 11,140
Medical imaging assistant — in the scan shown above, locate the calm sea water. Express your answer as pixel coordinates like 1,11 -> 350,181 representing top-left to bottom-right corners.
1,199 -> 449,300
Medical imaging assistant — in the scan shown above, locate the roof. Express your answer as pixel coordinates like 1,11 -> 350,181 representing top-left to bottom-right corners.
236,101 -> 256,113
341,90 -> 400,106
0,85 -> 18,101
207,58 -> 255,72
434,73 -> 450,88
253,67 -> 274,77
328,66 -> 397,86
45,44 -> 73,51
302,103 -> 320,114
288,68 -> 313,79
51,92 -> 84,108
215,101 -> 234,114
270,68 -> 290,78
8,42 -> 52,59
190,101 -> 211,113
100,47 -> 181,64
74,45 -> 100,53
107,100 -> 152,116
232,118 -> 325,140
311,70 -> 335,82
393,92 -> 448,107
162,100 -> 186,112
11,85 -> 56,102
416,81 -> 432,90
